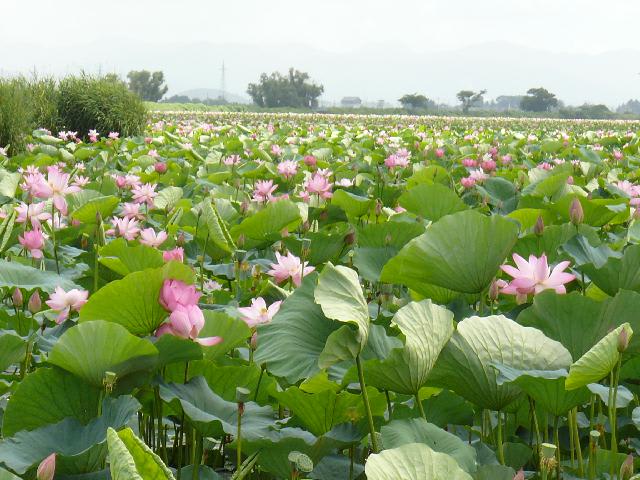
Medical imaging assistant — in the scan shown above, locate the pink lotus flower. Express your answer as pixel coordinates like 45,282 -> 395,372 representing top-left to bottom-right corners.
108,217 -> 140,240
37,453 -> 56,480
16,202 -> 51,228
277,160 -> 298,179
159,279 -> 201,311
132,183 -> 157,207
46,287 -> 89,323
301,173 -> 333,201
19,228 -> 46,259
114,176 -> 127,189
154,162 -> 167,173
435,148 -> 445,158
223,155 -> 241,166
163,247 -> 184,263
148,149 -> 160,158
155,304 -> 222,346
121,202 -> 145,220
271,144 -> 283,156
267,251 -> 314,287
88,130 -> 99,143
461,177 -> 476,189
462,158 -> 477,168
253,180 -> 278,203
238,297 -> 282,328
501,154 -> 512,165
108,132 -> 120,140
500,253 -> 576,302
31,166 -> 81,215
303,155 -> 317,166
469,168 -> 489,183
139,228 -> 168,248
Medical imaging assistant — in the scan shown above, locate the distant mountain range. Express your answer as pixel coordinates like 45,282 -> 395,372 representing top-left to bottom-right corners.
2,40 -> 639,107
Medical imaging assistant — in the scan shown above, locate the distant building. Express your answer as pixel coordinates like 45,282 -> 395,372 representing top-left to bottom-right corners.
341,96 -> 362,108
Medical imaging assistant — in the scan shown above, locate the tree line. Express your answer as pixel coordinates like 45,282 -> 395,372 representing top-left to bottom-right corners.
123,68 -> 640,118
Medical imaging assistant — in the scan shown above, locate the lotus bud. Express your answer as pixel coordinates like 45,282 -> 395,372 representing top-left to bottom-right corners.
489,280 -> 501,301
28,291 -> 42,313
534,215 -> 545,236
237,234 -> 245,248
384,233 -> 393,246
569,198 -> 584,225
621,454 -> 634,480
154,162 -> 167,174
618,326 -> 631,353
250,331 -> 258,350
37,453 -> 56,480
12,288 -> 23,308
344,231 -> 355,245
375,200 -> 383,216
240,201 -> 249,215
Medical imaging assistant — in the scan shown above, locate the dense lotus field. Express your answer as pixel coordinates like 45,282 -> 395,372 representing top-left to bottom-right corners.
2,113 -> 640,479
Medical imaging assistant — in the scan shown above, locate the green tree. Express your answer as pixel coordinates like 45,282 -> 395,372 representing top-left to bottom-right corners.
247,68 -> 324,108
398,93 -> 434,110
456,89 -> 487,113
127,70 -> 168,102
520,87 -> 559,112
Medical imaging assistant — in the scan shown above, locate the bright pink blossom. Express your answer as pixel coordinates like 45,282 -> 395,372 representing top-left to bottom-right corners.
163,247 -> 184,263
31,166 -> 81,215
155,304 -> 222,346
500,253 -> 575,302
253,180 -> 278,202
159,279 -> 201,311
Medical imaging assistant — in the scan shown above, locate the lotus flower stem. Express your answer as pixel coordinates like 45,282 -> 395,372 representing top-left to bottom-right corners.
356,354 -> 379,453
609,358 -> 622,478
529,397 -> 542,464
385,390 -> 393,419
496,410 -> 505,465
588,430 -> 600,480
415,394 -> 426,420
573,408 -> 584,478
51,202 -> 59,274
569,410 -> 575,467
553,416 -> 561,479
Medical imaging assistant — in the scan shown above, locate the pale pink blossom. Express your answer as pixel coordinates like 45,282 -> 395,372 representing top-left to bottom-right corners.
469,168 -> 489,183
46,287 -> 89,323
267,251 -> 315,287
132,183 -> 157,207
253,180 -> 277,202
223,155 -> 241,166
88,130 -> 99,143
139,228 -> 168,248
500,253 -> 575,302
30,166 -> 81,215
301,173 -> 333,201
271,144 -> 283,156
108,132 -> 120,140
16,202 -> 51,228
163,247 -> 184,263
277,160 -> 298,179
108,217 -> 140,240
19,228 -> 46,259
238,297 -> 282,328
121,202 -> 145,220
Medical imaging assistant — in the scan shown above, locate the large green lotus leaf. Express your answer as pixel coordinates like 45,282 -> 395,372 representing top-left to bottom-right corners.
159,376 -> 274,439
476,177 -> 518,214
106,427 -> 174,480
473,465 -> 517,480
582,244 -> 640,296
199,310 -> 251,361
98,238 -> 163,276
193,361 -> 276,405
0,467 -> 20,480
0,332 -> 25,373
309,454 -> 364,480
407,165 -> 450,188
231,199 -> 301,242
196,200 -> 235,254
365,443 -> 472,480
314,263 -> 369,362
0,259 -> 79,292
0,396 -> 140,475
49,321 -> 159,387
2,367 -> 101,437
518,290 -> 640,359
254,273 -> 340,384
153,186 -> 183,211
381,210 -> 519,294
274,386 -> 386,436
565,323 -> 632,390
153,335 -> 203,369
512,223 -> 576,263
71,195 -> 120,224
352,221 -> 425,282
429,315 -> 572,410
283,224 -> 350,266
562,233 -> 620,268
332,189 -> 374,217
551,195 -> 619,227
363,300 -> 454,395
493,365 -> 590,416
381,418 -> 476,473
79,262 -> 194,335
398,183 -> 467,221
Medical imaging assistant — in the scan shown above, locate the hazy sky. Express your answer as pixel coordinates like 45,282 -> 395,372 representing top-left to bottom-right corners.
3,0 -> 640,105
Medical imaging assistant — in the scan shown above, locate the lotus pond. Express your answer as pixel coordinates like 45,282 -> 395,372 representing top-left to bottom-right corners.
1,113 -> 640,479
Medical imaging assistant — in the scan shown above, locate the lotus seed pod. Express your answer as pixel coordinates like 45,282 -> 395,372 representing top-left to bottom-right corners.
288,451 -> 313,473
